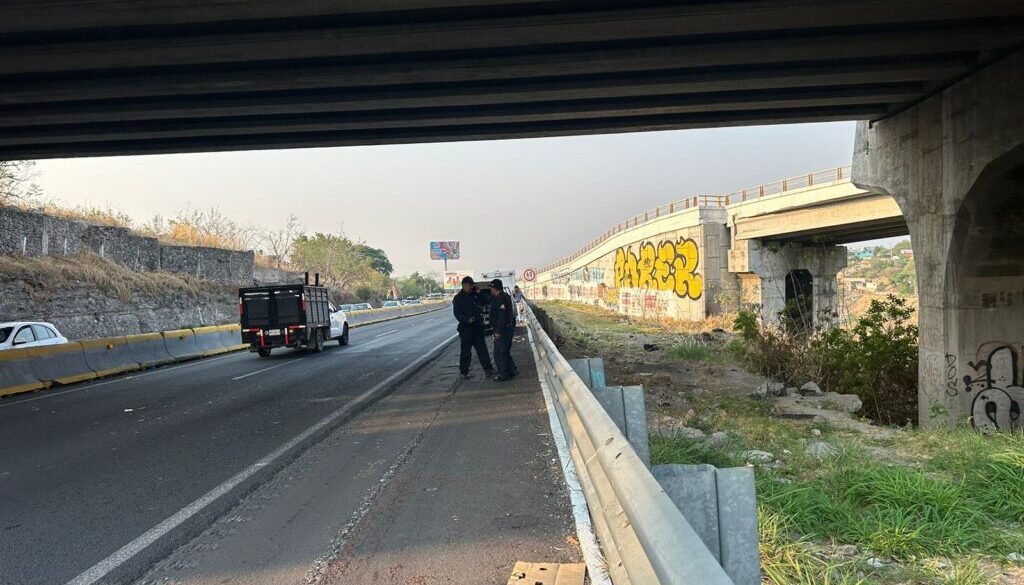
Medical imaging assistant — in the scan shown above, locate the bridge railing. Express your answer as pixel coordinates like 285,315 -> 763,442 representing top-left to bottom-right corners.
539,165 -> 851,273
525,302 -> 735,585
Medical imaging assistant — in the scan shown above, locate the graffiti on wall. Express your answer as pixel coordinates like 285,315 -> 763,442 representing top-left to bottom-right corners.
613,237 -> 703,300
959,343 -> 1024,431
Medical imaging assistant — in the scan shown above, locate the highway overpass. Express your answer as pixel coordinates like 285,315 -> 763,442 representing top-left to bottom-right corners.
0,1 -> 1022,158
526,165 -> 907,325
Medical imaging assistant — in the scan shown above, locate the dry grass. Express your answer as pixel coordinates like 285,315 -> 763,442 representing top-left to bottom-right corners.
0,253 -> 233,303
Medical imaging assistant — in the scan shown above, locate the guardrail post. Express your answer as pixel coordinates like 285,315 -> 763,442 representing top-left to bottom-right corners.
759,185 -> 764,198
669,202 -> 675,213
808,173 -> 813,186
782,179 -> 788,191
837,166 -> 844,180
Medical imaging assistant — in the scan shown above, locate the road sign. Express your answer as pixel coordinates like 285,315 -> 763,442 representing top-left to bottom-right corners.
522,268 -> 537,282
429,241 -> 460,260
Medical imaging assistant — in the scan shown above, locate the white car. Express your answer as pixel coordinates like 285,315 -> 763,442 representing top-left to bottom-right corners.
0,321 -> 69,351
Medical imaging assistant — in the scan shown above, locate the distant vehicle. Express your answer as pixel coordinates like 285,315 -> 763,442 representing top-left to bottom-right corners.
382,300 -> 401,308
400,298 -> 421,305
339,304 -> 354,312
239,276 -> 349,357
473,275 -> 517,335
0,321 -> 69,351
352,302 -> 373,311
426,292 -> 445,301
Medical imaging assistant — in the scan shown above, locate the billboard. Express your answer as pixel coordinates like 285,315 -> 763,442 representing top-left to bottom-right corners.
429,241 -> 460,260
443,270 -> 474,291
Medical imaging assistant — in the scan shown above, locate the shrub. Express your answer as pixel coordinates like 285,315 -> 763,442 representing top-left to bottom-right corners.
734,295 -> 919,425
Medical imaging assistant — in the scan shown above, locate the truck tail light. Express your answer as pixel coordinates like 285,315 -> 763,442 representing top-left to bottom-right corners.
301,294 -> 306,313
238,297 -> 243,316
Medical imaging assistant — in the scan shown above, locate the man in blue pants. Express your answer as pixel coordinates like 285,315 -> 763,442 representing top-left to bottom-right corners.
488,279 -> 518,381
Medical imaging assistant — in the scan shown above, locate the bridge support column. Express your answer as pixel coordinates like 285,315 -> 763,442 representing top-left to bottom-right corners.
853,49 -> 1024,429
728,240 -> 846,327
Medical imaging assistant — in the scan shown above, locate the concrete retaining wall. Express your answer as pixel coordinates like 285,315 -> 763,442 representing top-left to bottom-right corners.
0,206 -> 254,284
160,245 -> 254,284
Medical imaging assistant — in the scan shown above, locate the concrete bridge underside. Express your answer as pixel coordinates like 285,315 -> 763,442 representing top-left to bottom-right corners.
733,193 -> 907,245
1,1 -> 1023,158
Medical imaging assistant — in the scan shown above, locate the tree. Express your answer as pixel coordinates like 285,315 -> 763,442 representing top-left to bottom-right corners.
291,232 -> 389,295
396,272 -> 442,298
356,244 -> 393,276
261,214 -> 302,268
0,160 -> 40,206
162,205 -> 259,251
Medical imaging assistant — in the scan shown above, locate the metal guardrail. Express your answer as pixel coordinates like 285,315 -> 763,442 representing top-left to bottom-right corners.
540,165 -> 852,273
525,303 -> 734,585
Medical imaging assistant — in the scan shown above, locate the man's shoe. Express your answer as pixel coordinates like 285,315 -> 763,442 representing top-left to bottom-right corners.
460,372 -> 471,379
493,375 -> 511,382
484,370 -> 496,378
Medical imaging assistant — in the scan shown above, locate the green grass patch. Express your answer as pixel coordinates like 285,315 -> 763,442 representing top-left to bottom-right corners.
651,411 -> 1024,584
666,336 -> 727,362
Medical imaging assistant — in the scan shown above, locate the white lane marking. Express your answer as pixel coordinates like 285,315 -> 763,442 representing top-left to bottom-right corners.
374,329 -> 400,338
64,332 -> 458,585
0,353 -> 243,410
526,325 -> 611,585
230,358 -> 303,381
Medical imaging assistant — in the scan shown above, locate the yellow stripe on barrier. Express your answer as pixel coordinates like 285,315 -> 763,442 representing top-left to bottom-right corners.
80,337 -> 140,377
126,332 -> 163,342
31,342 -> 98,385
0,381 -> 49,398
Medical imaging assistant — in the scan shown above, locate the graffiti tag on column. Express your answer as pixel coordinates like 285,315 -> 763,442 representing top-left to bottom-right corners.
613,237 -> 703,300
962,343 -> 1024,432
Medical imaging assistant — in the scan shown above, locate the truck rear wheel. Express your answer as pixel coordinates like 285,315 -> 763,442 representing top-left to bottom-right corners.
257,347 -> 272,358
339,325 -> 349,346
312,329 -> 324,353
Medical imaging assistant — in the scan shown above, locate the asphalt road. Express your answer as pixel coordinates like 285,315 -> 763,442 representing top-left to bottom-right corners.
135,332 -> 579,585
0,309 -> 461,585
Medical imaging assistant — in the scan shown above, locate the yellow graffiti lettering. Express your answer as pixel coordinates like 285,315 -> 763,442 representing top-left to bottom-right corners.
612,237 -> 702,300
636,242 -> 656,289
673,238 -> 703,299
654,241 -> 675,291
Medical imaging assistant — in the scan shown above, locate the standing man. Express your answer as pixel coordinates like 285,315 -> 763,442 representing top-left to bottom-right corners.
453,276 -> 494,380
513,285 -> 525,325
489,279 -> 518,381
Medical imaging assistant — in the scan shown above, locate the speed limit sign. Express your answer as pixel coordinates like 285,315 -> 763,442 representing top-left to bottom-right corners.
523,268 -> 537,282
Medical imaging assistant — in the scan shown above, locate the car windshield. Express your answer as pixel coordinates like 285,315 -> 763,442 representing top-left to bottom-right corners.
0,326 -> 12,343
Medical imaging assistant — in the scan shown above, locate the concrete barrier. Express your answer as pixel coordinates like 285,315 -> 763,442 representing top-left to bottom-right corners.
29,342 -> 97,386
126,332 -> 175,368
192,326 -> 229,356
81,336 -> 139,378
0,347 -> 47,397
347,301 -> 447,328
216,324 -> 245,351
162,328 -> 204,361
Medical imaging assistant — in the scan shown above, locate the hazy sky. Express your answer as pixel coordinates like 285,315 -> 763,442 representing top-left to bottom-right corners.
34,121 -> 857,276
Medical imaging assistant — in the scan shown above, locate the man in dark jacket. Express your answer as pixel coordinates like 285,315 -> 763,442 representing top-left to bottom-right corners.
489,279 -> 518,381
453,276 -> 494,379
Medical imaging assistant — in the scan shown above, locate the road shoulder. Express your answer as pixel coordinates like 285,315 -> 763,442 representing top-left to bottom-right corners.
136,331 -> 580,585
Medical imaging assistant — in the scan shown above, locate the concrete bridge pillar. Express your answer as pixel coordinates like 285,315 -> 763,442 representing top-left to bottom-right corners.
728,239 -> 846,327
853,49 -> 1024,429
